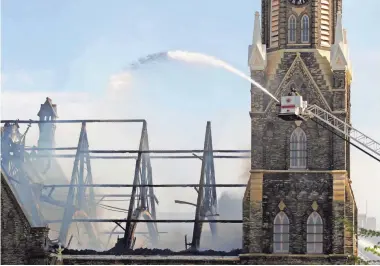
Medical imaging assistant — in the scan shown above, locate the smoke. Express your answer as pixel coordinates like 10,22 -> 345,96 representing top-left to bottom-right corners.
2,92 -> 249,251
108,72 -> 133,92
238,159 -> 251,182
1,51 -> 255,252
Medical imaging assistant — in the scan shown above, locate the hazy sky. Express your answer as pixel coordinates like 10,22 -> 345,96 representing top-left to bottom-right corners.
1,0 -> 380,227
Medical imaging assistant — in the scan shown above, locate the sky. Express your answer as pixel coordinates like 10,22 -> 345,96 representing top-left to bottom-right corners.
1,0 -> 380,240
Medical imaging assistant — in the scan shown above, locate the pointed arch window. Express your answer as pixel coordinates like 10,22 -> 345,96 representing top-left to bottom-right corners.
290,127 -> 307,169
288,15 -> 296,43
307,212 -> 323,253
273,212 -> 290,253
301,15 -> 310,43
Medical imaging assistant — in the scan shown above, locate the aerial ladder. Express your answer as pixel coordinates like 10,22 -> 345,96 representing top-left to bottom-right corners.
278,94 -> 380,163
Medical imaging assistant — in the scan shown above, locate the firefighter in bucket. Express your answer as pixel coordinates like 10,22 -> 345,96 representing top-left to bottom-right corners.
278,86 -> 307,121
288,86 -> 300,96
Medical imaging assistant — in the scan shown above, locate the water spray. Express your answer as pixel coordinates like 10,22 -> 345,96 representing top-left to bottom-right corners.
125,50 -> 279,103
166,51 -> 279,103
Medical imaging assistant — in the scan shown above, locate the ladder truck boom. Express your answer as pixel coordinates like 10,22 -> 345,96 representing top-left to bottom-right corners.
303,104 -> 380,158
278,95 -> 380,162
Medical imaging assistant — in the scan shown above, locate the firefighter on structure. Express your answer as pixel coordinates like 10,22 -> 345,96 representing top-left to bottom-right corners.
288,86 -> 300,96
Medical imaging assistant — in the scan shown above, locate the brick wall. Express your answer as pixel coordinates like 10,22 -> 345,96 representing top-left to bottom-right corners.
1,172 -> 50,265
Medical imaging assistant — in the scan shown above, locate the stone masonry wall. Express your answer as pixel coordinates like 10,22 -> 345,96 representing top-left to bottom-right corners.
261,172 -> 333,254
344,179 -> 357,255
1,173 -> 50,265
242,172 -> 264,253
239,254 -> 352,265
251,52 -> 347,171
244,45 -> 357,262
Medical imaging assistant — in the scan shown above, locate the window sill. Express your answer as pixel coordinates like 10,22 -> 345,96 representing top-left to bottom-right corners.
287,43 -> 310,46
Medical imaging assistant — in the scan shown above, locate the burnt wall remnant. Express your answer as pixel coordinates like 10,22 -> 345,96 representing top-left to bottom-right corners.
1,171 -> 50,265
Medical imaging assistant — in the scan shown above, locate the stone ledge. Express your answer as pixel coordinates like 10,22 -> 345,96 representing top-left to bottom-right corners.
239,253 -> 352,265
250,169 -> 347,174
239,253 -> 349,258
57,254 -> 240,261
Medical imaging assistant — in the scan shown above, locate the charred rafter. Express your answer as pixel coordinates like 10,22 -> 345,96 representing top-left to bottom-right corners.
58,122 -> 100,249
42,184 -> 246,188
191,121 -> 218,250
2,116 -> 248,252
122,121 -> 158,250
1,122 -> 44,226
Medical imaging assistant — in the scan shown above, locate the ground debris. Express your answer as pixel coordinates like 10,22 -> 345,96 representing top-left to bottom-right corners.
57,245 -> 242,256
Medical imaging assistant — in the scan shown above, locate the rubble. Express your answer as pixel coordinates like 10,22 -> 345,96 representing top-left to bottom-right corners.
57,243 -> 242,256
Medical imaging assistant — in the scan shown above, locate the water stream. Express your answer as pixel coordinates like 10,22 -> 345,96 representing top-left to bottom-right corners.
126,50 -> 279,103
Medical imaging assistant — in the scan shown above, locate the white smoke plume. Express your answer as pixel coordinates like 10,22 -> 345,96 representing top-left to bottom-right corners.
108,72 -> 133,92
1,51 -> 255,251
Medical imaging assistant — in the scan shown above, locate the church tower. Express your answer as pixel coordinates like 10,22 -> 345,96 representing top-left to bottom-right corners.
37,97 -> 58,152
242,0 -> 357,264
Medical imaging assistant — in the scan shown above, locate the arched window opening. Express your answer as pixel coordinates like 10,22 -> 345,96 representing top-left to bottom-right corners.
290,127 -> 307,169
273,211 -> 290,253
307,212 -> 323,254
301,15 -> 310,43
288,15 -> 296,43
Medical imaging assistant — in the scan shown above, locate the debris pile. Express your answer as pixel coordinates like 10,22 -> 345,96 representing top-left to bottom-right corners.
58,245 -> 242,256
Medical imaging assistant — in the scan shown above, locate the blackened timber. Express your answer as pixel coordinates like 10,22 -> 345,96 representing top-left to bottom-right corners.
84,131 -> 96,218
57,122 -> 101,249
25,147 -> 251,153
1,119 -> 146,124
114,222 -> 126,231
103,232 -> 168,235
46,219 -> 243,223
58,122 -> 86,246
31,155 -> 251,159
42,184 -> 246,188
145,129 -> 157,219
174,200 -> 197,207
191,121 -> 210,250
123,122 -> 146,249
